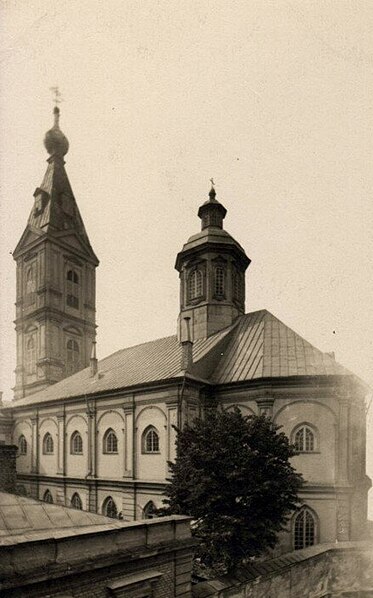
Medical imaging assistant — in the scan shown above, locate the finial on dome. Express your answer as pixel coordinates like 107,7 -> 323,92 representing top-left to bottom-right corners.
44,88 -> 69,158
209,178 -> 216,200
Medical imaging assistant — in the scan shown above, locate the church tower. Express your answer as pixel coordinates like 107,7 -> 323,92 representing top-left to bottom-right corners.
175,185 -> 250,341
13,107 -> 99,399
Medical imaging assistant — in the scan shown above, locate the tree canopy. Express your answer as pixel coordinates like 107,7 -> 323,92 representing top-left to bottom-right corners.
161,408 -> 303,573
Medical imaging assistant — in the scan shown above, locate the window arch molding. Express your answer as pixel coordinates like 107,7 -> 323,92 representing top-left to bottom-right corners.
71,492 -> 83,510
291,422 -> 319,453
70,430 -> 83,455
142,425 -> 160,454
102,496 -> 118,519
18,434 -> 28,455
43,432 -> 54,455
292,506 -> 318,550
103,428 -> 118,454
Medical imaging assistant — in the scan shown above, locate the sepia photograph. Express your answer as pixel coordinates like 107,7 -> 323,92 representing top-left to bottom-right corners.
0,1 -> 373,596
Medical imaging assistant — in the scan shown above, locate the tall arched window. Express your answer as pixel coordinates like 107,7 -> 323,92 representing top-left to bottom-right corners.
18,435 -> 27,455
66,269 -> 79,309
293,425 -> 316,452
70,431 -> 83,455
143,501 -> 157,519
25,266 -> 36,305
102,496 -> 118,519
66,339 -> 80,375
214,266 -> 225,297
233,268 -> 243,302
43,433 -> 54,455
26,336 -> 36,374
71,492 -> 83,510
188,269 -> 203,301
103,428 -> 118,454
142,426 -> 160,454
43,489 -> 53,504
294,508 -> 316,550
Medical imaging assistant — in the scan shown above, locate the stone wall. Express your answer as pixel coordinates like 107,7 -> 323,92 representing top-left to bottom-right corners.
0,445 -> 17,493
0,515 -> 195,598
193,542 -> 373,598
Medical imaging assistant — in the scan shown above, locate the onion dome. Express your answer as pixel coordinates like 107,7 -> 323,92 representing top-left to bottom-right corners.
44,106 -> 69,157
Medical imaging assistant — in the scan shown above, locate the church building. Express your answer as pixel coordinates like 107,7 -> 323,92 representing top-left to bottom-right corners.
0,108 -> 370,554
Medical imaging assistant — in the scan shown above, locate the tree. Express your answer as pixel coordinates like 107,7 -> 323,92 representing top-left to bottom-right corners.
161,408 -> 303,574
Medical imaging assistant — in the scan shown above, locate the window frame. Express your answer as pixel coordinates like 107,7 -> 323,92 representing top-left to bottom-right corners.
71,492 -> 83,510
293,507 -> 317,550
66,269 -> 80,309
142,426 -> 160,454
187,268 -> 203,302
292,423 -> 318,453
102,496 -> 118,519
26,335 -> 36,374
70,430 -> 83,455
18,434 -> 27,455
103,428 -> 118,454
66,338 -> 80,375
43,432 -> 54,455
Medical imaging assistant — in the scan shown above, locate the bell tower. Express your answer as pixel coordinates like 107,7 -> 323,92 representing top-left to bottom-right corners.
175,185 -> 250,341
13,107 -> 99,399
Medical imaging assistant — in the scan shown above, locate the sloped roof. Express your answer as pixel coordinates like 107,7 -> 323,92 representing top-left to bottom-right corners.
11,310 -> 353,408
0,492 -> 120,540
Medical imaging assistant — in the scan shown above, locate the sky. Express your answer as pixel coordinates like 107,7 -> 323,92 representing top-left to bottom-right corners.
0,0 -> 373,501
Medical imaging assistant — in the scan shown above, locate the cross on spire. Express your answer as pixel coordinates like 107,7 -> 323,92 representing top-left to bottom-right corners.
50,86 -> 63,107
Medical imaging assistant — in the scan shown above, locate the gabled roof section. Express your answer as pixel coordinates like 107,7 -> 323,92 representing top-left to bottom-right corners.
211,310 -> 352,383
9,309 -> 357,409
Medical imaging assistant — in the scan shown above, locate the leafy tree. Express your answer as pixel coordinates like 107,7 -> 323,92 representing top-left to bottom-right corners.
161,408 -> 303,574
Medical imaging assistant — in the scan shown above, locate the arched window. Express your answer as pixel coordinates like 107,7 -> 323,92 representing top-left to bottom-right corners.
102,496 -> 118,519
71,492 -> 83,510
233,268 -> 243,302
103,428 -> 118,454
294,508 -> 316,550
66,339 -> 80,375
293,425 -> 316,452
66,269 -> 79,309
18,435 -> 27,455
43,433 -> 54,455
188,269 -> 203,301
143,501 -> 157,519
25,266 -> 36,305
214,266 -> 225,297
43,489 -> 53,504
142,426 -> 160,454
26,336 -> 36,374
70,431 -> 83,455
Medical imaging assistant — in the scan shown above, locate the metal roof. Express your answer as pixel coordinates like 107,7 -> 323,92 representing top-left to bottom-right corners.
0,492 -> 118,540
11,310 -> 352,408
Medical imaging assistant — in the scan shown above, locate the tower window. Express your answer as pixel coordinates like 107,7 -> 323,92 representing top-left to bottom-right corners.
66,339 -> 80,375
103,428 -> 118,454
18,435 -> 27,455
66,269 -> 79,309
102,496 -> 118,519
294,508 -> 316,550
142,426 -> 160,453
188,269 -> 203,301
43,433 -> 54,455
293,425 -> 316,452
25,266 -> 36,306
71,492 -> 83,510
26,336 -> 36,374
233,268 -> 243,302
43,489 -> 54,503
214,266 -> 225,297
70,431 -> 83,455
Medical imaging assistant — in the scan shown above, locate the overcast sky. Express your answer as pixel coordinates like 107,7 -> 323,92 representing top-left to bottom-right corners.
1,0 -> 372,501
